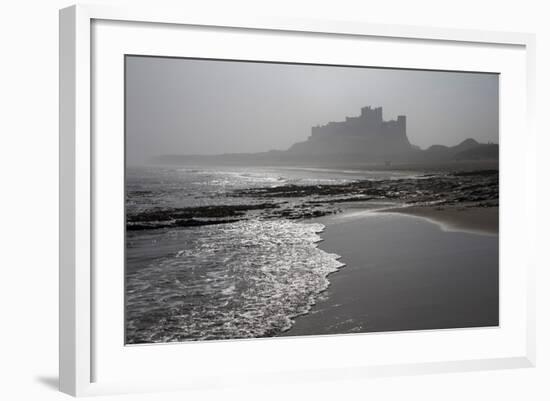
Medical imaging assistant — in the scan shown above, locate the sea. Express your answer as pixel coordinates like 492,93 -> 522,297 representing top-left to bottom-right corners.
125,165 -> 411,344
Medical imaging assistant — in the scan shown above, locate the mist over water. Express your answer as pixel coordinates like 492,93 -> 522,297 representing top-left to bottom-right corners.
125,56 -> 499,165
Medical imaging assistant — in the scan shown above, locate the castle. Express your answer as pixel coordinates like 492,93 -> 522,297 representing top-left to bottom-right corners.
160,104 -> 497,165
310,106 -> 407,142
288,106 -> 412,158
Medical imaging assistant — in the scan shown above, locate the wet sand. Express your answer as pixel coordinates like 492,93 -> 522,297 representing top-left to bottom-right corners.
282,211 -> 499,337
383,204 -> 498,235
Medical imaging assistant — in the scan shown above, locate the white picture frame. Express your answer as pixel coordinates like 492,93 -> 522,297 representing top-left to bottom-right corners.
59,4 -> 536,397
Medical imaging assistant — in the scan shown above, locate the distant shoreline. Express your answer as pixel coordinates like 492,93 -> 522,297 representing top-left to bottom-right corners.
144,159 -> 499,173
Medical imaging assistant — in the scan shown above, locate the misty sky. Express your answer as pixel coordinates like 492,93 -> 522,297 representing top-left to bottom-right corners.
126,56 -> 498,165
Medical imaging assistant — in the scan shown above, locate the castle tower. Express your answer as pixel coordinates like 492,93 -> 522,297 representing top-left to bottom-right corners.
397,115 -> 406,133
360,106 -> 383,123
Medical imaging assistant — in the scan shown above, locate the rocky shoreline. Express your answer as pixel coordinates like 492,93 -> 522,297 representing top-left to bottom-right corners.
126,170 -> 498,231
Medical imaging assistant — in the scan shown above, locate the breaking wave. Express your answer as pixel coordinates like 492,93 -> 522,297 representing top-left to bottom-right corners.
126,219 -> 344,343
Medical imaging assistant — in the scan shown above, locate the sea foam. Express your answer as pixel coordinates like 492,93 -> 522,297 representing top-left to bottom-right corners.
126,219 -> 344,343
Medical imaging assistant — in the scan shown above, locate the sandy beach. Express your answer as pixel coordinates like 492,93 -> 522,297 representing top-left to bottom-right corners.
282,208 -> 499,337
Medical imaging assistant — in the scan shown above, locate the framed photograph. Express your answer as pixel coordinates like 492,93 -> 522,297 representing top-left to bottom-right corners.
59,4 -> 536,396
